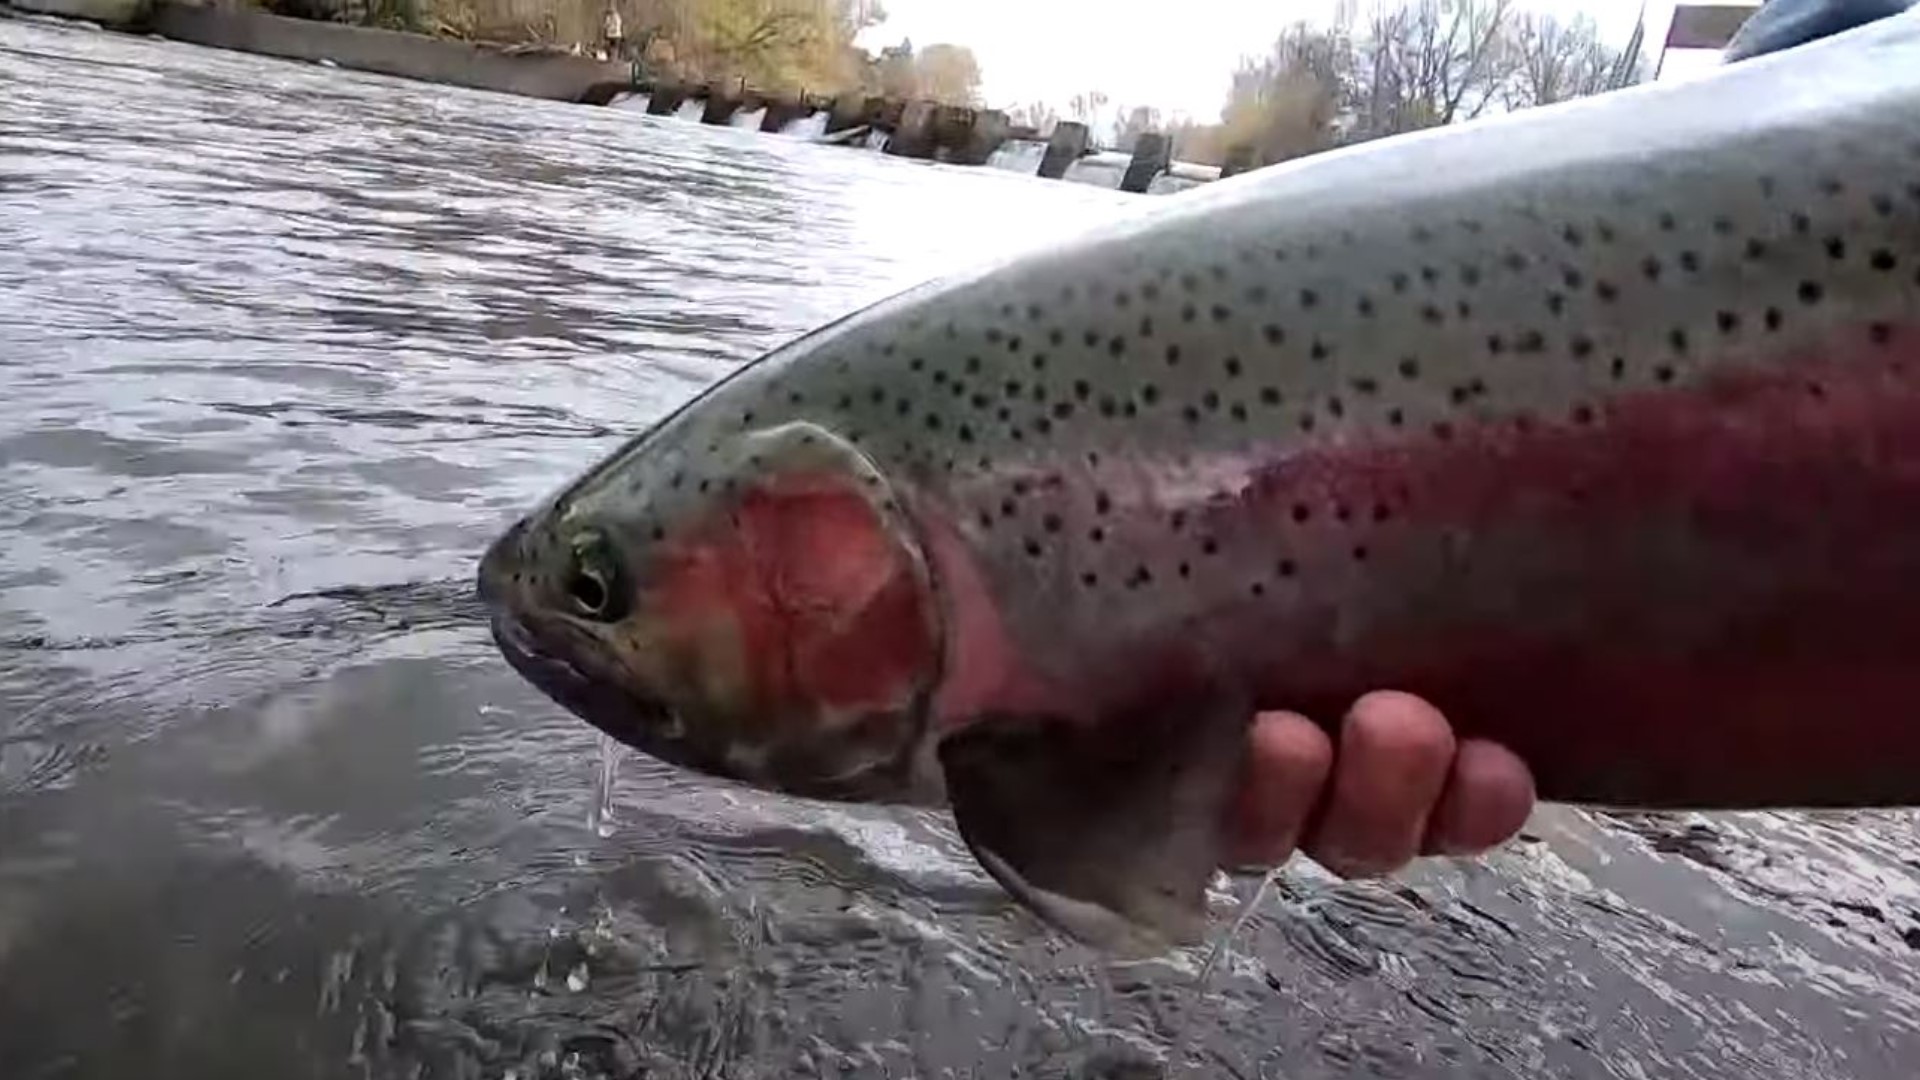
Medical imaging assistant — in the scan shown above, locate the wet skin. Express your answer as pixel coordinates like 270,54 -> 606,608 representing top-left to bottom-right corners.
1226,691 -> 1537,878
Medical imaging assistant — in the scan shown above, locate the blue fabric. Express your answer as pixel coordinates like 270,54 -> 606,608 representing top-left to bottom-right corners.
1722,0 -> 1917,61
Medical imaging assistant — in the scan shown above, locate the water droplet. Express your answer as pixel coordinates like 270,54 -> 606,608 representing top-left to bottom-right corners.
589,732 -> 621,838
567,961 -> 590,993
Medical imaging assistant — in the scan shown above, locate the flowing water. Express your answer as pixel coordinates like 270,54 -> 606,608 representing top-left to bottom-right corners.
6,15 -> 1920,1080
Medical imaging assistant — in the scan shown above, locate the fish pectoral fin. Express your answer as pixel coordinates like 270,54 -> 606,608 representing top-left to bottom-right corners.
935,695 -> 1252,956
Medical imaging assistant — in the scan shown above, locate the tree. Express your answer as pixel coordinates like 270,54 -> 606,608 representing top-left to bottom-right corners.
1066,90 -> 1109,123
914,43 -> 983,105
1160,0 -> 1646,171
1502,11 -> 1645,109
1218,21 -> 1347,162
1345,0 -> 1517,140
1008,100 -> 1060,135
1112,104 -> 1162,152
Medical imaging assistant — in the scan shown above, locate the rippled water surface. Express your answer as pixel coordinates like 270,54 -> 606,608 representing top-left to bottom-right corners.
7,16 -> 1920,1080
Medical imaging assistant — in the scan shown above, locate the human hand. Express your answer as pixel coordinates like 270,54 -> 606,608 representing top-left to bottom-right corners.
1224,690 -> 1536,877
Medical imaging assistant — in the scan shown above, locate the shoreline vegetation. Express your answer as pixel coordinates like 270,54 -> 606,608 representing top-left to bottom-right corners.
244,0 -> 1646,168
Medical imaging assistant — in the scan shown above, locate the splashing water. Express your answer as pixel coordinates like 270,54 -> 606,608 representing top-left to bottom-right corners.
1168,869 -> 1284,1073
587,732 -> 621,838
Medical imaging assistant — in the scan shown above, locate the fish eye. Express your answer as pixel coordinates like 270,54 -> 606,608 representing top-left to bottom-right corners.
564,533 -> 627,621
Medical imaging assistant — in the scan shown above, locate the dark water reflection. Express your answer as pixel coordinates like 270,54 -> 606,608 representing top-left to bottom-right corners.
5,15 -> 1920,1080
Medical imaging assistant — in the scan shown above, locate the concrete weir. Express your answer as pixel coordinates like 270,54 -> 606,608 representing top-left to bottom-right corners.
8,0 -> 1215,192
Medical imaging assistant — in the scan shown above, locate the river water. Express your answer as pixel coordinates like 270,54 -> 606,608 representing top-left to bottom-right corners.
6,15 -> 1920,1080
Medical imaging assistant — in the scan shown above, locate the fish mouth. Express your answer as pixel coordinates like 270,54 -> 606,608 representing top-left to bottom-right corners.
486,608 -> 674,753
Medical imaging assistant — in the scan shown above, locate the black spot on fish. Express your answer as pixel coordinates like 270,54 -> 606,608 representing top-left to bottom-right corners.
1758,176 -> 1777,198
1052,401 -> 1074,420
1825,238 -> 1848,261
1387,407 -> 1405,427
1357,296 -> 1376,317
1246,285 -> 1270,304
1765,307 -> 1784,331
1657,211 -> 1677,232
1432,421 -> 1455,442
1571,335 -> 1594,358
1655,364 -> 1676,384
1745,238 -> 1769,261
1820,177 -> 1844,197
1488,334 -> 1507,355
1182,405 -> 1201,424
1871,250 -> 1898,272
1115,290 -> 1132,309
1460,265 -> 1482,287
1299,412 -> 1317,432
1562,268 -> 1585,289
1203,390 -> 1221,412
1610,357 -> 1627,380
1791,212 -> 1812,235
1572,404 -> 1595,425
1351,376 -> 1379,396
1596,280 -> 1618,302
1872,193 -> 1895,217
1310,339 -> 1332,361
1049,328 -> 1065,347
1398,357 -> 1421,380
1032,354 -> 1049,372
1299,289 -> 1319,309
1503,252 -> 1527,273
1277,558 -> 1297,578
1679,251 -> 1701,273
1546,293 -> 1566,316
1260,386 -> 1282,405
1263,323 -> 1285,345
1422,304 -> 1444,324
1224,357 -> 1243,378
1798,281 -> 1824,304
1717,311 -> 1740,334
1139,317 -> 1155,338
1391,272 -> 1411,293
1516,330 -> 1545,354
1870,323 -> 1893,346
1080,571 -> 1098,587
1142,384 -> 1162,405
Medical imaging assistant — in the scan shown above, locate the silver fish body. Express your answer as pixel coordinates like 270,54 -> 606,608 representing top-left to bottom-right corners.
481,9 -> 1920,952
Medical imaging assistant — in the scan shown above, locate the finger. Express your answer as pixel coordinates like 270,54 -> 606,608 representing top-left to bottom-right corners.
1303,690 -> 1456,878
1423,737 -> 1536,855
1223,710 -> 1333,869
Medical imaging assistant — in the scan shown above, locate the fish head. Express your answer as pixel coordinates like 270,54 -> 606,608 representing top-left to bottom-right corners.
478,414 -> 946,804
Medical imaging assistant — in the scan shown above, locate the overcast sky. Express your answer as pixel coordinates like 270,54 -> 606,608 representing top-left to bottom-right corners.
854,0 -> 1748,120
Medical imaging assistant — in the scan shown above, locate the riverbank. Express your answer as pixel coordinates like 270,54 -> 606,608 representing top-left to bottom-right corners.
1,0 -> 1209,190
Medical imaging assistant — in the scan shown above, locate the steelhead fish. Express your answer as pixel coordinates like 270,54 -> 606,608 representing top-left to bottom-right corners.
480,7 -> 1920,952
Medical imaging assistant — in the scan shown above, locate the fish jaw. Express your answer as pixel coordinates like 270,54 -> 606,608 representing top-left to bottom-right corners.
477,422 -> 951,804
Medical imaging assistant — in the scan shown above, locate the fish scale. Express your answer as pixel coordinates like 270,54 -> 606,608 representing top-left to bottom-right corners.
482,7 -> 1920,953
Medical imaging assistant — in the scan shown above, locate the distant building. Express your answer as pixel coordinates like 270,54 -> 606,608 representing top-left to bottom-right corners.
1657,2 -> 1763,76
